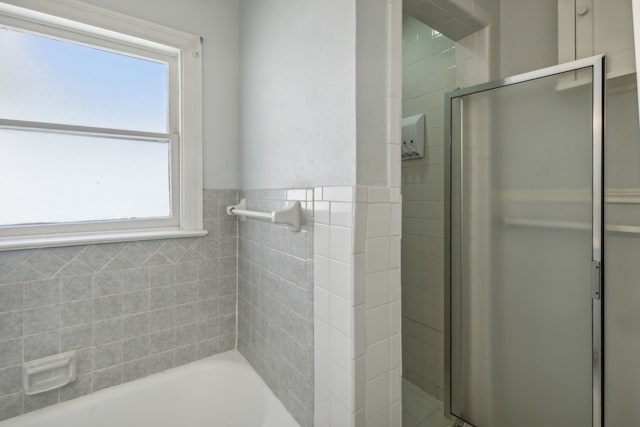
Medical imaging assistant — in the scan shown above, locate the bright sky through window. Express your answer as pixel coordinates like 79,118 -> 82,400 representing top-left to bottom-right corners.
0,27 -> 168,132
0,27 -> 172,226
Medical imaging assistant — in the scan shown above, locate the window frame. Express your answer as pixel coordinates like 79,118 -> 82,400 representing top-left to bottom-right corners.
0,0 -> 205,250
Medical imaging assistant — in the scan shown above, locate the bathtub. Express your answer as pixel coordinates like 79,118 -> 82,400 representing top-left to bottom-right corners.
0,350 -> 299,427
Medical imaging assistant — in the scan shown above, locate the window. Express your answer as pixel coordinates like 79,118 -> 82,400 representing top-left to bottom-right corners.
0,0 -> 205,249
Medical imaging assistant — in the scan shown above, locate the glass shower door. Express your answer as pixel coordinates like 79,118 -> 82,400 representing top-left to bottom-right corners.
446,57 -> 604,427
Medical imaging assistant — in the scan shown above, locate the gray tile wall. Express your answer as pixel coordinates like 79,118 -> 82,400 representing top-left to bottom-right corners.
0,190 -> 238,422
237,189 -> 314,427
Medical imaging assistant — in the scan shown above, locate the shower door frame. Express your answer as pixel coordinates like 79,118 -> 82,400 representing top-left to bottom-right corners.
444,55 -> 605,427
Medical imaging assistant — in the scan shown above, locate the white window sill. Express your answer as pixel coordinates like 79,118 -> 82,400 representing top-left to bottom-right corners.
0,228 -> 208,251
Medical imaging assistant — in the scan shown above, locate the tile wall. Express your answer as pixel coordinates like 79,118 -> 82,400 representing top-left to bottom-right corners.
455,26 -> 492,88
0,190 -> 238,421
236,189 -> 315,427
313,185 -> 402,427
401,17 -> 455,400
401,16 -> 489,401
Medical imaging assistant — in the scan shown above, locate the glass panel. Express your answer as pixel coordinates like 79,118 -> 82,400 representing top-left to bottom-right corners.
0,128 -> 171,226
0,27 -> 168,132
451,69 -> 594,426
604,88 -> 640,425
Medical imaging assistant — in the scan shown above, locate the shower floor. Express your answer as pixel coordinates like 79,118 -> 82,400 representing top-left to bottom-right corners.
402,380 -> 453,427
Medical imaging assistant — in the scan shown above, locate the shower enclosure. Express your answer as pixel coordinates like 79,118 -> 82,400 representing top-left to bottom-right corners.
445,56 -> 605,427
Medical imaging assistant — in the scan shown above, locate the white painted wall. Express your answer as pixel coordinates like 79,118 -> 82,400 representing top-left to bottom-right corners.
356,0 -> 388,186
499,0 -> 557,77
238,0 -> 357,189
83,0 -> 241,189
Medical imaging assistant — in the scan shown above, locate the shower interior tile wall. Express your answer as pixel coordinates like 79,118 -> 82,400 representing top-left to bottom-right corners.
401,15 -> 489,400
401,17 -> 455,400
236,189 -> 315,427
0,190 -> 238,422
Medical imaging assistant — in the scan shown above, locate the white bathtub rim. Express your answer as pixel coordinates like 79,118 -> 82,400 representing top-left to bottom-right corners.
0,349 -> 300,427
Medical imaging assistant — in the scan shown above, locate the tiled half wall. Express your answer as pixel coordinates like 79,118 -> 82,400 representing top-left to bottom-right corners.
313,186 -> 402,427
236,189 -> 315,427
1,185 -> 404,427
0,190 -> 238,421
